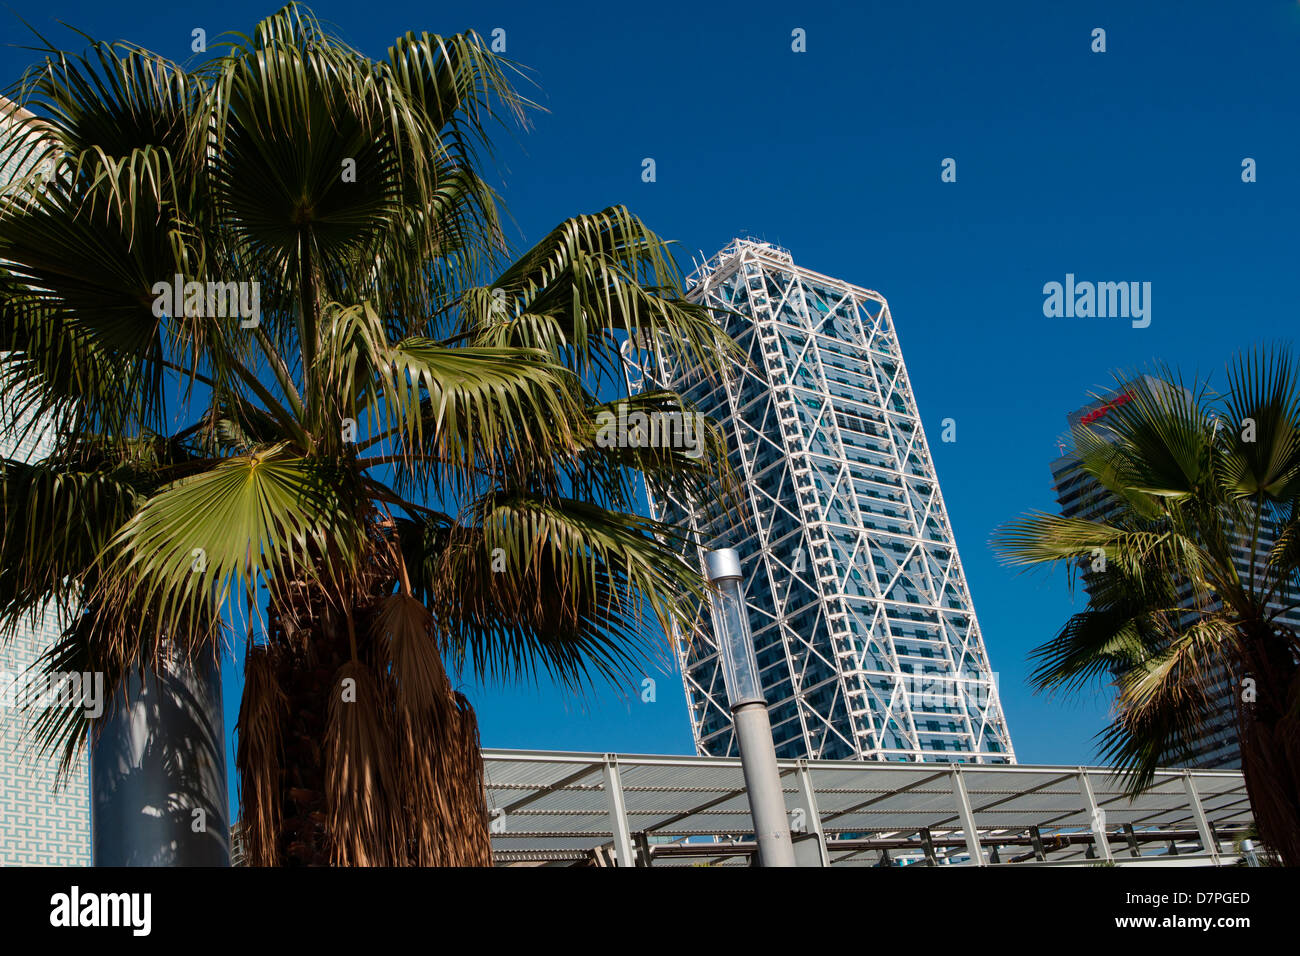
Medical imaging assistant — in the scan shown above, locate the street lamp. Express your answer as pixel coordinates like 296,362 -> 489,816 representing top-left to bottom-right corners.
704,548 -> 796,867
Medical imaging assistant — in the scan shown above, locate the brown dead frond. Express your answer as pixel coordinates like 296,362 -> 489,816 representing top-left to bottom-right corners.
235,644 -> 287,866
325,660 -> 398,866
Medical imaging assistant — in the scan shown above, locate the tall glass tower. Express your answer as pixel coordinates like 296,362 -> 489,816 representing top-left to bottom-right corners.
627,239 -> 1015,763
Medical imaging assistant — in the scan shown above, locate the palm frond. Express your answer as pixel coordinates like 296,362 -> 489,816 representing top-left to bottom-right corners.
234,644 -> 286,867
399,494 -> 702,692
93,445 -> 366,641
465,206 -> 740,387
324,659 -> 396,866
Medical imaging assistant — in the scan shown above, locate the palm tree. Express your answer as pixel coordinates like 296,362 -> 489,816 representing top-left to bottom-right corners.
992,350 -> 1300,865
0,4 -> 735,865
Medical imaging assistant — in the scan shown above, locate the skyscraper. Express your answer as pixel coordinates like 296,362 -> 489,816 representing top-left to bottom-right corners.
0,94 -> 92,865
627,239 -> 1015,763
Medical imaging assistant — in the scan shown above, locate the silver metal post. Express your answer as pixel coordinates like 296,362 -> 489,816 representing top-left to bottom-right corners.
602,756 -> 635,868
1182,771 -> 1220,864
705,548 -> 796,867
949,765 -> 985,866
1241,839 -> 1260,867
794,760 -> 829,866
731,702 -> 796,866
90,644 -> 230,866
1077,769 -> 1113,862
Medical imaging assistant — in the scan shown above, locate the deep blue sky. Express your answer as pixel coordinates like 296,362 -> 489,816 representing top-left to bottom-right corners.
5,1 -> 1298,810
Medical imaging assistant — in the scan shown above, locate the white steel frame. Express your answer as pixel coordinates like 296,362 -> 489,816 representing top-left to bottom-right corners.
626,239 -> 1015,764
483,749 -> 1253,867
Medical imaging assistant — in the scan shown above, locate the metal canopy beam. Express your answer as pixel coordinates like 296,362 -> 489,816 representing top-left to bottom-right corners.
496,761 -> 603,815
602,756 -> 635,868
481,750 -> 1254,868
949,766 -> 984,866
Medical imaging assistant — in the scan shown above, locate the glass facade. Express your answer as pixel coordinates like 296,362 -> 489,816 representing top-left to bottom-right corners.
628,239 -> 1015,763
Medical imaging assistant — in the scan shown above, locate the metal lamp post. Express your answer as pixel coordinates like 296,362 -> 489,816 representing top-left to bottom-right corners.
704,548 -> 796,867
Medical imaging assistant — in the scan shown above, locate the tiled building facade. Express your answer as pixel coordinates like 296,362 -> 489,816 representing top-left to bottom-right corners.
0,94 -> 93,865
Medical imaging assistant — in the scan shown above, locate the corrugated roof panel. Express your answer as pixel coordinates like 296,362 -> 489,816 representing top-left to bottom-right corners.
481,751 -> 1257,866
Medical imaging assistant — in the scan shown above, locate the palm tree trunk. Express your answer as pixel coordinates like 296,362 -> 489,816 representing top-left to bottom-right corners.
278,619 -> 344,866
237,582 -> 493,866
1238,628 -> 1300,865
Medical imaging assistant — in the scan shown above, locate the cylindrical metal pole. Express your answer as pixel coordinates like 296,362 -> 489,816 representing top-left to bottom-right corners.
732,701 -> 796,867
91,645 -> 230,866
704,547 -> 797,868
1242,839 -> 1260,867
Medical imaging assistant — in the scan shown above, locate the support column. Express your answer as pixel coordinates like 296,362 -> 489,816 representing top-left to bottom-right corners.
1182,772 -> 1220,864
794,759 -> 829,866
950,765 -> 985,866
91,645 -> 229,866
602,755 -> 635,868
1077,769 -> 1113,862
733,702 -> 796,867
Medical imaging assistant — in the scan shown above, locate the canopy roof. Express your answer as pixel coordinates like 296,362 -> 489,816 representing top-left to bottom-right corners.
483,750 -> 1253,867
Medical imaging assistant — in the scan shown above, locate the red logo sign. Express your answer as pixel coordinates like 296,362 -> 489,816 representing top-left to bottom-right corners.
1080,392 -> 1132,425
